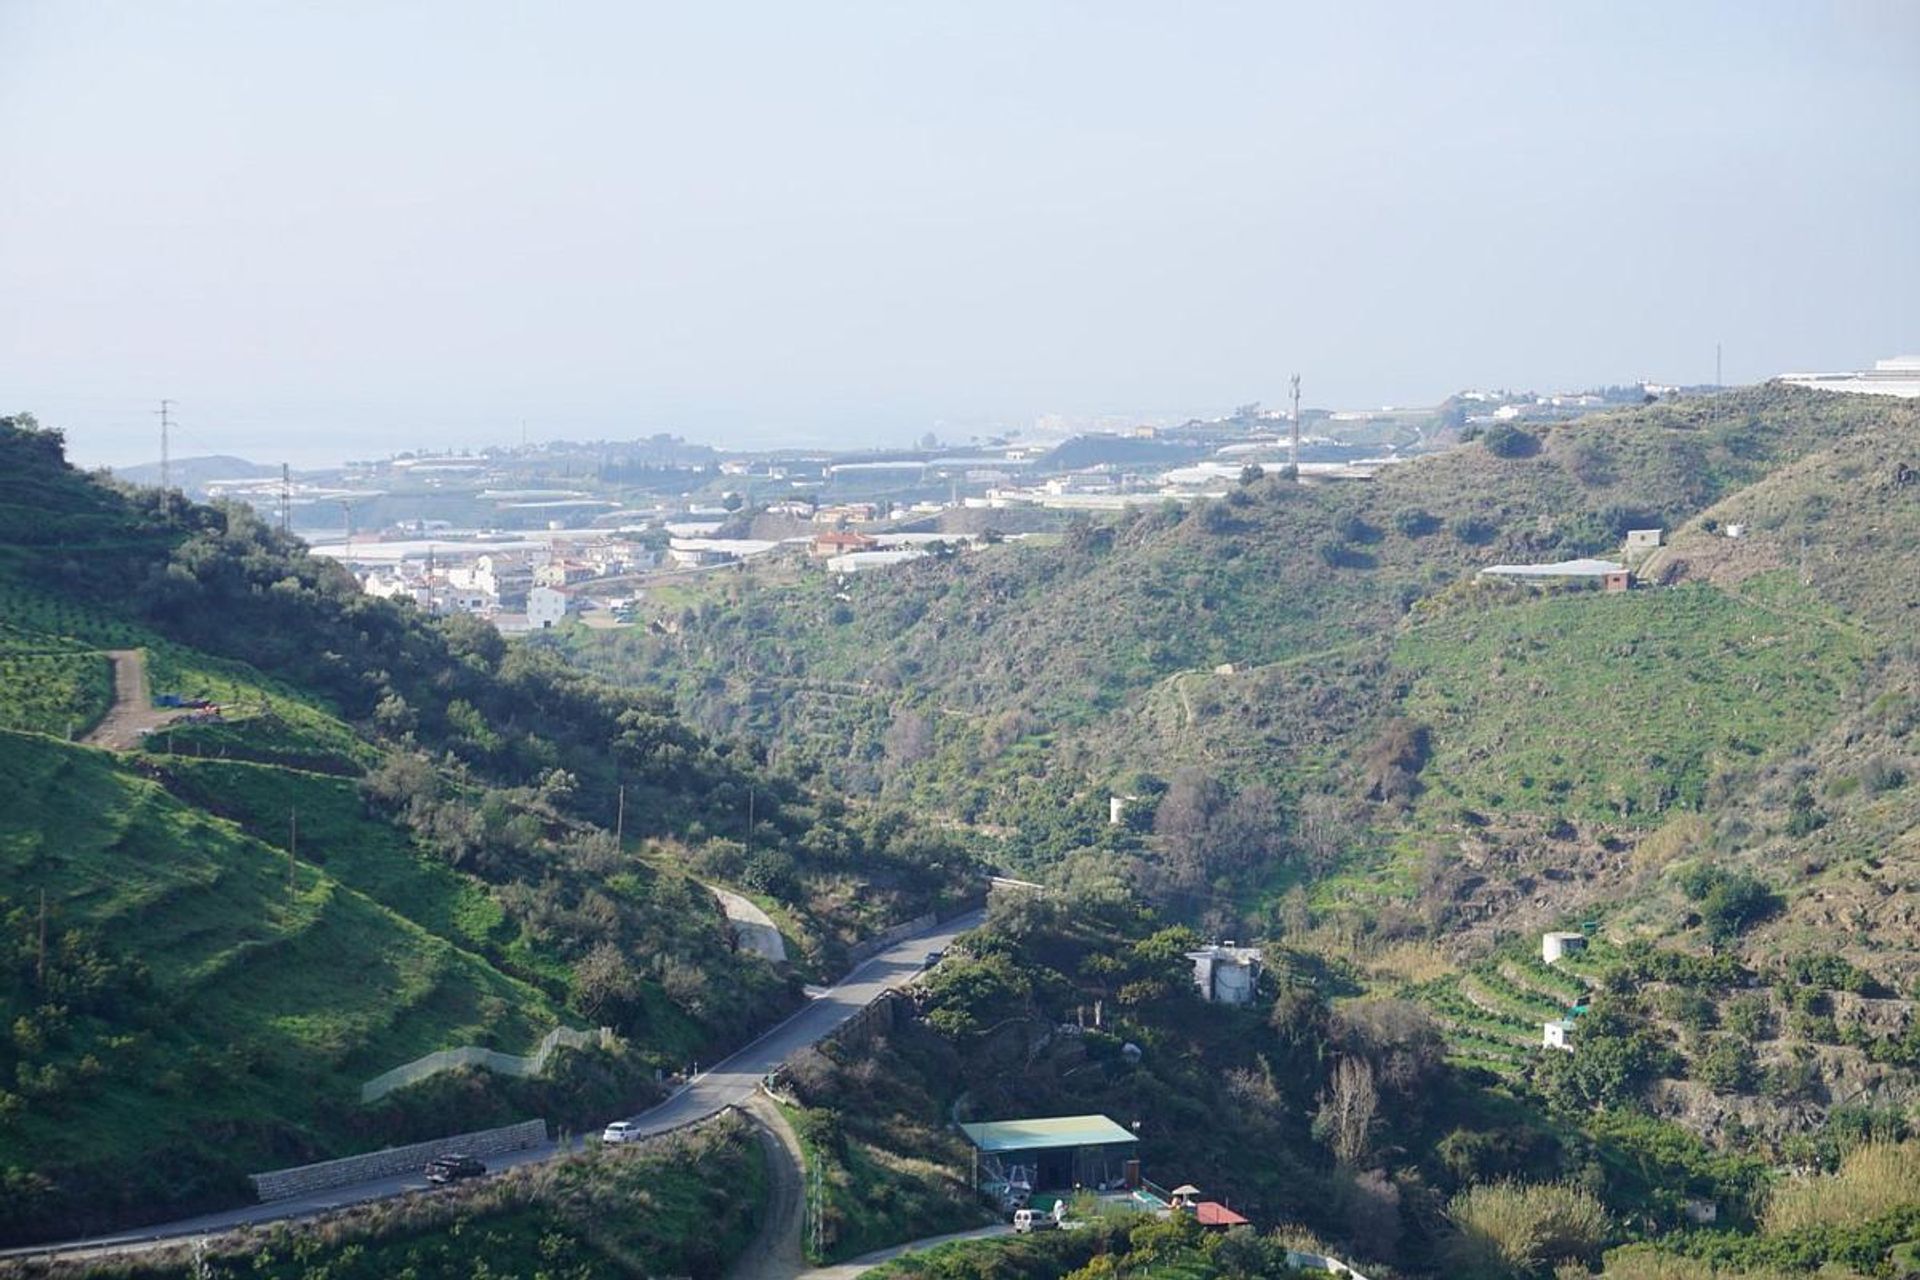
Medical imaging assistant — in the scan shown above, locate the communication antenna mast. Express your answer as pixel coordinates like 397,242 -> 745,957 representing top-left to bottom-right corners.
1289,375 -> 1302,479
1715,343 -> 1723,390
156,399 -> 176,492
280,463 -> 292,536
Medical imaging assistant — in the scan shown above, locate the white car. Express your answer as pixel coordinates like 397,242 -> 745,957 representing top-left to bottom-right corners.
602,1121 -> 642,1144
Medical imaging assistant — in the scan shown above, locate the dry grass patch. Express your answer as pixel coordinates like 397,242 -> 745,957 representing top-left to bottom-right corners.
1762,1140 -> 1920,1234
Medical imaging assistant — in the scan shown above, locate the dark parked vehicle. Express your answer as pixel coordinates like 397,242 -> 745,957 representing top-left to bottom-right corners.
424,1154 -> 487,1184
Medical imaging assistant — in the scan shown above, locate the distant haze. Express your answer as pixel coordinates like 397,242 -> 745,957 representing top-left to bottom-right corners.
2,1 -> 1915,468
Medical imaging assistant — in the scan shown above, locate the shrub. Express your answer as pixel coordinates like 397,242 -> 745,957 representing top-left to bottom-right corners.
1655,989 -> 1716,1032
1693,1036 -> 1755,1093
1335,513 -> 1381,544
1763,1140 -> 1920,1234
1317,539 -> 1375,569
1676,866 -> 1781,943
1723,995 -> 1772,1041
1482,423 -> 1539,459
1446,1181 -> 1610,1279
1453,515 -> 1499,545
1394,507 -> 1441,537
1859,756 -> 1907,794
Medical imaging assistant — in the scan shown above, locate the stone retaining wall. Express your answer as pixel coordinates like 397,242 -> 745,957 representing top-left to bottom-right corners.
360,1026 -> 613,1103
250,1119 -> 549,1202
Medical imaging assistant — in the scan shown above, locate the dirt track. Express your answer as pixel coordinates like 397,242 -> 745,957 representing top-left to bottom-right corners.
727,1093 -> 1008,1280
83,649 -> 187,750
727,1094 -> 809,1280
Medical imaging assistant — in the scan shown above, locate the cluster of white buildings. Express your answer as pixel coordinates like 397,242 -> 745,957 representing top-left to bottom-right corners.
357,536 -> 658,629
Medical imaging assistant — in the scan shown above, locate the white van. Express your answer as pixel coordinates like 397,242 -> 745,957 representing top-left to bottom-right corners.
1012,1207 -> 1059,1233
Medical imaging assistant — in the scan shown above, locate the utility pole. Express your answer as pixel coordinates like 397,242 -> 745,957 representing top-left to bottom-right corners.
1716,343 -> 1723,390
746,786 -> 755,852
1289,374 -> 1302,479
810,1157 -> 824,1260
279,463 -> 291,536
36,889 -> 47,989
288,807 -> 298,897
615,784 -> 626,843
157,399 -> 175,494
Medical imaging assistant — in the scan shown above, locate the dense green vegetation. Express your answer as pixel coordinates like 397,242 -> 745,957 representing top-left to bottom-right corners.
0,414 -> 979,1244
546,386 -> 1920,1276
6,380 -> 1919,1273
9,1113 -> 766,1280
1396,580 -> 1866,825
780,1095 -> 991,1263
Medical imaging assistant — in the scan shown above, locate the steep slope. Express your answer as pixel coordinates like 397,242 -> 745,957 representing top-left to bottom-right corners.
563,387 -> 1920,1151
0,416 -> 977,1244
565,387 -> 1910,844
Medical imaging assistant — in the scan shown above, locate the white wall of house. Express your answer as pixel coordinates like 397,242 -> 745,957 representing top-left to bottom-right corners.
528,586 -> 570,629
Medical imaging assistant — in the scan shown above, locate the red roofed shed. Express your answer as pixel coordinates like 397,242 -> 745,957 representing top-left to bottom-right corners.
1193,1201 -> 1250,1230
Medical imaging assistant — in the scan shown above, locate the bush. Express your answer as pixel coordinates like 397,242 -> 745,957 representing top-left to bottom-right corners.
1335,514 -> 1381,544
1317,539 -> 1375,569
1482,424 -> 1539,459
1453,515 -> 1500,545
1675,866 -> 1781,943
1693,1036 -> 1755,1093
1394,507 -> 1441,537
1763,1140 -> 1920,1234
1446,1181 -> 1610,1279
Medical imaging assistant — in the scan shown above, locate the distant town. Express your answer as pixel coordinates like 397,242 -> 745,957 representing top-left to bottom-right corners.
116,378 -> 1741,633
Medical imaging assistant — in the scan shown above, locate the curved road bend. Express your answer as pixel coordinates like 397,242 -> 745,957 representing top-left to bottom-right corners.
5,910 -> 985,1263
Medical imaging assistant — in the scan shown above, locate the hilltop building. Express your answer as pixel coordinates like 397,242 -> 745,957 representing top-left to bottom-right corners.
1187,944 -> 1262,1004
1779,355 -> 1920,398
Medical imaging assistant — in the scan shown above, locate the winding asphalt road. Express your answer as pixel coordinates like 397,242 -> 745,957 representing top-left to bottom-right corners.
4,910 -> 984,1264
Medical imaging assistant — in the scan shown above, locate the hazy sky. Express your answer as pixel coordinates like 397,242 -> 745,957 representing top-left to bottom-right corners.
3,2 -> 1916,467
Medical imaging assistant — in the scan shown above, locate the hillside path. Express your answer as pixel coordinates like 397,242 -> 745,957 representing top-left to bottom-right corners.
727,1093 -> 807,1280
710,884 -> 790,962
83,649 -> 186,750
730,1089 -> 1010,1280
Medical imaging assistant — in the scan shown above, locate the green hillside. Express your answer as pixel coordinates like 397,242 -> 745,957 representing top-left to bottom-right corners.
0,414 -> 979,1244
1396,578 -> 1867,826
560,386 -> 1920,1164
0,730 -> 564,1231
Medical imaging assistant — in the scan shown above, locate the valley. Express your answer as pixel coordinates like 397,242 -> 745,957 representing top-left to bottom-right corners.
4,384 -> 1919,1279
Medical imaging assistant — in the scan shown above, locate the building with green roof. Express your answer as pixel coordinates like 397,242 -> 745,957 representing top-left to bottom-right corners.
960,1114 -> 1138,1197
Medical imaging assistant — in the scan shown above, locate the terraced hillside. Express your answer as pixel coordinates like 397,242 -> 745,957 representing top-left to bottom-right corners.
0,415 -> 978,1244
